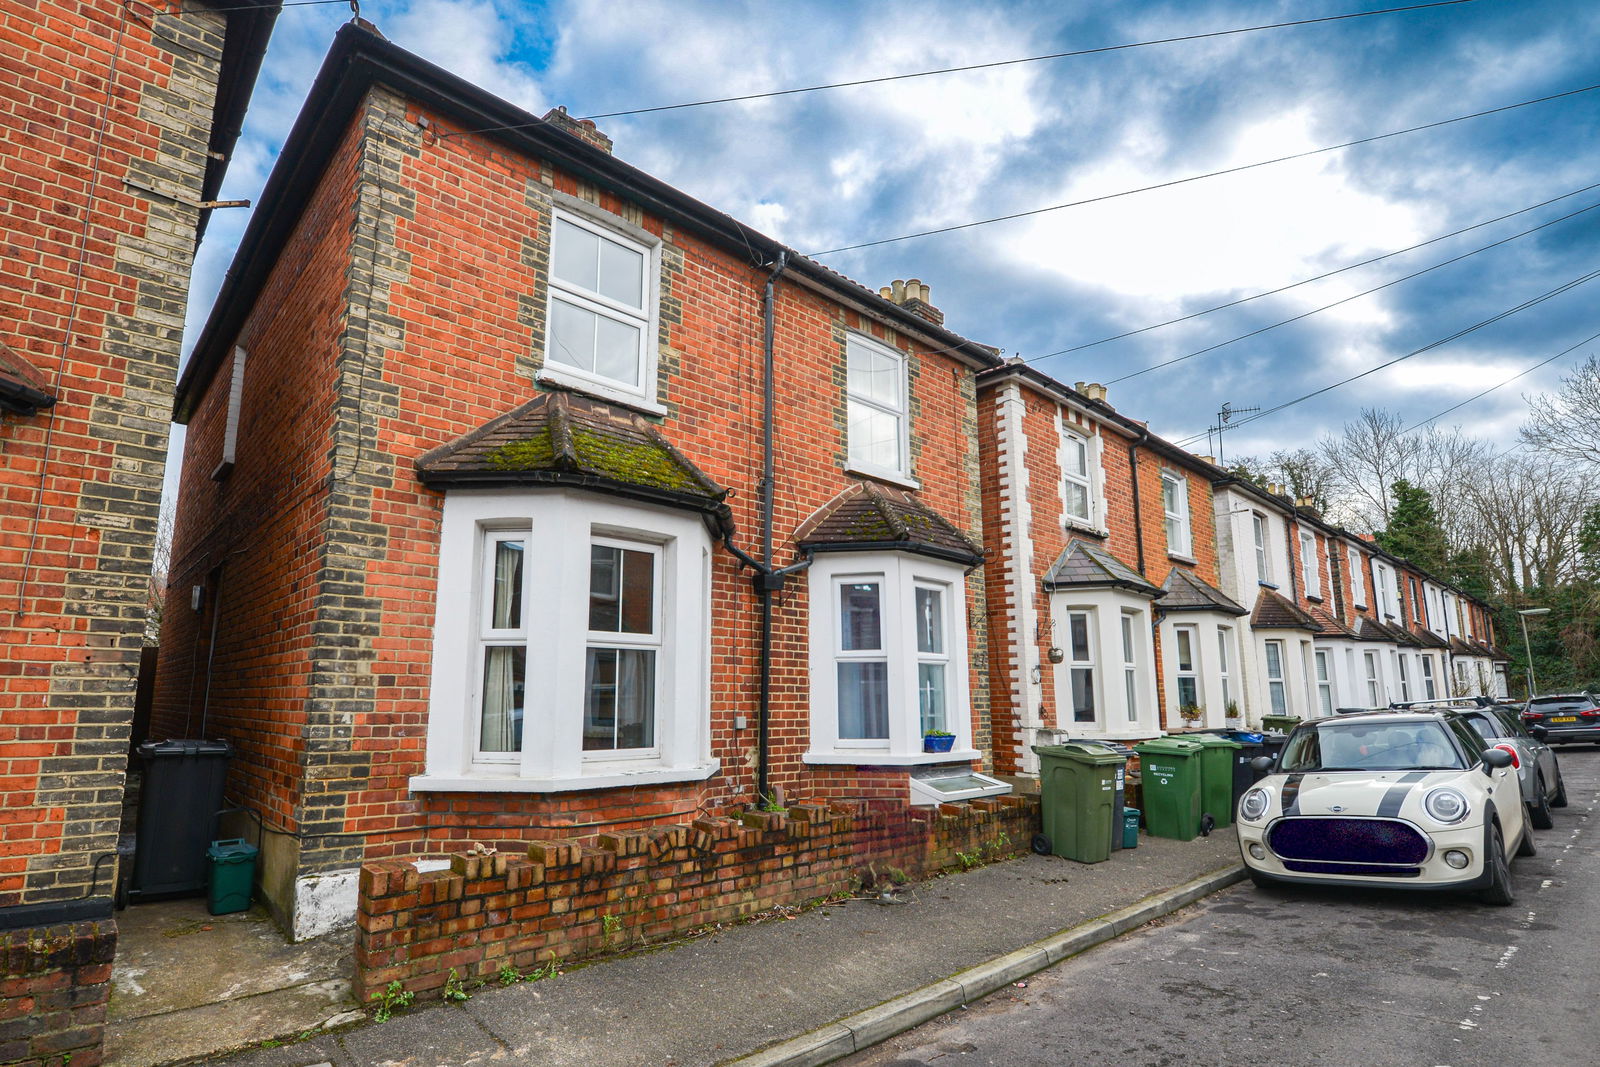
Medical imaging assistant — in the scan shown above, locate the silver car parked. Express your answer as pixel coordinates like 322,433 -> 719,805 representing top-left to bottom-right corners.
1452,706 -> 1566,829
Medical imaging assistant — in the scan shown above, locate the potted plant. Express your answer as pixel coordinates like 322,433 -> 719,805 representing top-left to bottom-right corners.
923,729 -> 956,753
1178,703 -> 1205,726
1224,700 -> 1242,722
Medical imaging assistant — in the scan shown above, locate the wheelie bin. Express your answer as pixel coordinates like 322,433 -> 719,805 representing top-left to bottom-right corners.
131,739 -> 233,898
1032,742 -> 1124,863
206,838 -> 258,915
1197,729 -> 1267,813
1187,733 -> 1242,829
1070,738 -> 1133,851
1132,737 -> 1204,840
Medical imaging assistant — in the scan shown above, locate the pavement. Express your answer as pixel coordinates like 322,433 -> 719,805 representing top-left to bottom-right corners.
143,826 -> 1245,1067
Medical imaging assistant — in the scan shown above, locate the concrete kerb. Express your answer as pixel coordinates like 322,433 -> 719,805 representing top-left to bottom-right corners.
723,864 -> 1247,1067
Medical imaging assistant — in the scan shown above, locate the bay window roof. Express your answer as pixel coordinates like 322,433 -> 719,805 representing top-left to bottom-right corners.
795,480 -> 983,567
1042,541 -> 1162,598
1157,568 -> 1248,616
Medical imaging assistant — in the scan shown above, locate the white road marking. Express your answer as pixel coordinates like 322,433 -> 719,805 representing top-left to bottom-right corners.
1494,945 -> 1518,969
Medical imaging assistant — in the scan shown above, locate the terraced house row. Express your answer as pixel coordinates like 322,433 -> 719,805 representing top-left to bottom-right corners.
2,14 -> 1512,1057
144,22 -> 1511,943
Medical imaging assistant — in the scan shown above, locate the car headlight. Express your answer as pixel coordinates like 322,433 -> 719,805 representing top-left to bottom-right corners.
1239,787 -> 1271,822
1423,787 -> 1470,824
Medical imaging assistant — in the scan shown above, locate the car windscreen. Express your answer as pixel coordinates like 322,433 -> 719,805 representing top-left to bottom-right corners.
1529,696 -> 1594,712
1279,720 -> 1466,772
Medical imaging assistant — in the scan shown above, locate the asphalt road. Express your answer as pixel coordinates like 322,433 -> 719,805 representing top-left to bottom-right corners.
844,746 -> 1600,1067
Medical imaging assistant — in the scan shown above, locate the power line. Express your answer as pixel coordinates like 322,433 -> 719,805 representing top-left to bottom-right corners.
575,1 -> 1479,121
1398,330 -> 1600,436
1033,179 -> 1600,361
1100,196 -> 1600,385
806,82 -> 1600,257
1172,264 -> 1600,446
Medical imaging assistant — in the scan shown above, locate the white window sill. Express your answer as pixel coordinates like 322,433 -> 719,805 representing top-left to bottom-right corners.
802,748 -> 980,766
1064,519 -> 1108,539
844,464 -> 921,491
1167,552 -> 1197,565
410,760 -> 720,794
537,367 -> 668,417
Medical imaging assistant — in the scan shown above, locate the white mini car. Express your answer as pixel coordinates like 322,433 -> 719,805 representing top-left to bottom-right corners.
1237,711 -> 1530,905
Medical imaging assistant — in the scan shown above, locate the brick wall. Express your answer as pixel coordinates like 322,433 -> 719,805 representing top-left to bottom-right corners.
159,76 -> 996,931
0,921 -> 116,1067
353,796 -> 1038,1003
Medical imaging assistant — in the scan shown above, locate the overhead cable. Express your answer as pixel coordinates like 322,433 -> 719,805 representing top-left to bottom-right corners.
806,82 -> 1600,257
1171,264 -> 1600,446
1398,330 -> 1600,435
1101,197 -> 1600,385
1034,178 -> 1600,360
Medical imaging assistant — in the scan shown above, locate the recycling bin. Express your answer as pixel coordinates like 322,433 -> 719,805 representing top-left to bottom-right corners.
206,838 -> 258,915
1122,807 -> 1141,849
131,739 -> 233,898
1070,739 -> 1133,851
1132,737 -> 1204,840
1199,729 -> 1269,814
1032,742 -> 1125,863
1187,733 -> 1242,829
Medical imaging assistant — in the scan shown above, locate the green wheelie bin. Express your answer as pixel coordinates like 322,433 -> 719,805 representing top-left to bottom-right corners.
1031,742 -> 1124,863
1133,737 -> 1204,840
1187,733 -> 1242,829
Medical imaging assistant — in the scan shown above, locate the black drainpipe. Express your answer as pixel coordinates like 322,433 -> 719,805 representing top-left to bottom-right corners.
1127,430 -> 1148,574
755,252 -> 788,805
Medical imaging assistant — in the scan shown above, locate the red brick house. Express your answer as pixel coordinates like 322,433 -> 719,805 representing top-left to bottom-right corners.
154,23 -> 1005,939
976,362 -> 1243,776
1,0 -> 278,1060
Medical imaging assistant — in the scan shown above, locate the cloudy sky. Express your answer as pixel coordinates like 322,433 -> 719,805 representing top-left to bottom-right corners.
179,0 -> 1600,473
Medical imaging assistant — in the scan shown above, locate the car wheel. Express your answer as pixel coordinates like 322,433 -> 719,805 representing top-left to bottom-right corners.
1247,868 -> 1275,890
1031,833 -> 1052,856
1517,810 -> 1537,856
1479,824 -> 1515,906
1552,770 -> 1568,809
1529,774 -> 1555,829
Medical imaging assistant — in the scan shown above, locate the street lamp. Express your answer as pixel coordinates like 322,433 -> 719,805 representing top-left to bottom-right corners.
1517,607 -> 1552,698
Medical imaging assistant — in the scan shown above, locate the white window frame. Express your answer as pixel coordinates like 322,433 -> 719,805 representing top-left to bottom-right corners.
806,552 -> 972,763
1161,470 -> 1193,558
1217,626 -> 1235,713
540,207 -> 662,410
1314,648 -> 1334,716
1065,609 -> 1098,725
1173,625 -> 1201,712
1299,530 -> 1320,599
583,537 -> 665,760
1120,611 -> 1140,723
1253,512 -> 1272,584
1421,654 -> 1437,699
844,333 -> 913,484
1348,546 -> 1366,608
1375,562 -> 1397,619
415,491 -> 716,793
1264,639 -> 1288,715
1060,427 -> 1098,530
1397,652 -> 1412,702
474,529 -> 531,765
1364,650 -> 1382,705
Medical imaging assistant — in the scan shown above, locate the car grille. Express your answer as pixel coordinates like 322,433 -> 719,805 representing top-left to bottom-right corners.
1268,817 -> 1429,866
1282,860 -> 1423,877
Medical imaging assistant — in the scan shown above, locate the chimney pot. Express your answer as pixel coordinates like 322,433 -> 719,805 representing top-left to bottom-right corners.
881,278 -> 944,326
1083,382 -> 1108,403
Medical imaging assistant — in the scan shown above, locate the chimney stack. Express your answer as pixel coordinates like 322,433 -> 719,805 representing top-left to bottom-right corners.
879,278 -> 944,327
1082,382 -> 1108,403
541,106 -> 613,154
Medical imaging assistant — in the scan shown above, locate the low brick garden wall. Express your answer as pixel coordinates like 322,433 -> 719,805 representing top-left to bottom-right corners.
1,920 -> 116,1067
355,796 -> 1039,1003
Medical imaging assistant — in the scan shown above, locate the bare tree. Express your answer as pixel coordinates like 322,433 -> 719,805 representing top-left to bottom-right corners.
1459,453 -> 1594,593
1317,409 -> 1420,530
143,506 -> 174,646
1522,355 -> 1600,465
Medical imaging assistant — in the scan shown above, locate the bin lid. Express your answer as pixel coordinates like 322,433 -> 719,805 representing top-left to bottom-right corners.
1197,729 -> 1264,744
1133,737 -> 1205,757
1067,738 -> 1135,754
138,739 -> 234,758
207,838 -> 258,861
1032,742 -> 1126,764
1185,734 -> 1242,750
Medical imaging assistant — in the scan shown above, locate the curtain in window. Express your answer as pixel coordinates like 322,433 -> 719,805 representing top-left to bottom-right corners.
480,647 -> 524,752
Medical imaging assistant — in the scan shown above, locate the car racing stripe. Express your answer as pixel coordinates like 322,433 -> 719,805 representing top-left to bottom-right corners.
1281,774 -> 1305,815
1377,771 -> 1431,817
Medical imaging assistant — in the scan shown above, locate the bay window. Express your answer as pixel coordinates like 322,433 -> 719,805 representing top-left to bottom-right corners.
1174,626 -> 1200,710
1264,640 -> 1288,715
417,491 -> 715,792
1067,610 -> 1096,723
808,552 -> 972,762
1421,654 -> 1437,699
1365,650 -> 1382,705
1217,627 -> 1235,711
1314,649 -> 1334,716
1121,612 -> 1140,723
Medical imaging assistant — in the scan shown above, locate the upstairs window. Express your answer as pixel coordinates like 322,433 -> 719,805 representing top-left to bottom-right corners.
1348,546 -> 1366,608
846,335 -> 909,479
1162,471 -> 1192,557
1253,512 -> 1272,583
1062,431 -> 1095,527
546,211 -> 656,402
1299,530 -> 1320,598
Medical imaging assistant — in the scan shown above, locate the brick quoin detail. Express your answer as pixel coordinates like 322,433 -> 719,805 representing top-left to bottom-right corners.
0,921 -> 117,1067
353,796 -> 1037,1003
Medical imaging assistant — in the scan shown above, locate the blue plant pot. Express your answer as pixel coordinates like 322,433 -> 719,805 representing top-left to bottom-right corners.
923,734 -> 955,753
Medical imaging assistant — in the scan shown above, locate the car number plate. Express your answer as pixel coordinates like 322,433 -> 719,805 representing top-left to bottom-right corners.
1551,716 -> 1578,723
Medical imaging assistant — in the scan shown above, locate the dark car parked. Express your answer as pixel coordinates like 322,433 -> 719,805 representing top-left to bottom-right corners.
1522,693 -> 1600,746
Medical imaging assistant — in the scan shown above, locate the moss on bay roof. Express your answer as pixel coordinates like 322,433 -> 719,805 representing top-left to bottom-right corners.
416,389 -> 731,529
794,481 -> 984,566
